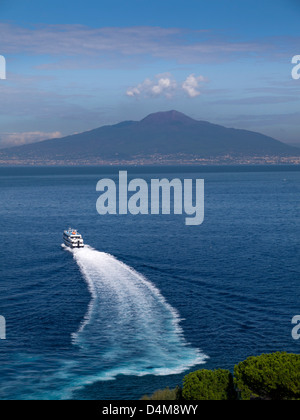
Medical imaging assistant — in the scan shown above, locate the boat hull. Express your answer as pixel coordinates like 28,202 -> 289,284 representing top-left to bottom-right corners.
63,238 -> 84,249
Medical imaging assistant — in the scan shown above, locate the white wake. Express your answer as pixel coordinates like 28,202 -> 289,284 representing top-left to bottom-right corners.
6,245 -> 207,400
67,245 -> 207,378
33,244 -> 208,399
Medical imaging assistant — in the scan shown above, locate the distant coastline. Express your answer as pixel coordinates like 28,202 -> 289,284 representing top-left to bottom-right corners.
0,155 -> 300,167
1,164 -> 300,177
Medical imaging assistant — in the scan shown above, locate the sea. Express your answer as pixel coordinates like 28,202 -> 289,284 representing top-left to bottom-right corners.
0,165 -> 299,400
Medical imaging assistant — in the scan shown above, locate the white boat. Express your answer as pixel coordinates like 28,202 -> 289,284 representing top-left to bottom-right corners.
63,228 -> 84,249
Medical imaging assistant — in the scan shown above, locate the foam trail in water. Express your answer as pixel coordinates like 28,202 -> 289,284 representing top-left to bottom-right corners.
30,244 -> 207,399
69,245 -> 206,377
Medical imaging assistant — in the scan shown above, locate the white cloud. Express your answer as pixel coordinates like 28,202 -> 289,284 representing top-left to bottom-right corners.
126,74 -> 177,98
127,73 -> 207,99
0,131 -> 62,149
182,74 -> 206,97
126,87 -> 141,97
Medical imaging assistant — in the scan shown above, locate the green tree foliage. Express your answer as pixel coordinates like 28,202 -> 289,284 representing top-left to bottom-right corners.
182,369 -> 237,400
141,386 -> 181,401
234,352 -> 300,400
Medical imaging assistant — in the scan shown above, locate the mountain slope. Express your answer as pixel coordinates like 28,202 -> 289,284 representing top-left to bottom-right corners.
0,110 -> 299,164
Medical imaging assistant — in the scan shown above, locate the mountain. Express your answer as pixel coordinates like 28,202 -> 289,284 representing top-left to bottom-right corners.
0,110 -> 299,165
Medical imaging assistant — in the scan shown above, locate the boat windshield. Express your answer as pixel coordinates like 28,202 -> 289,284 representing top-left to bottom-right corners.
64,230 -> 82,239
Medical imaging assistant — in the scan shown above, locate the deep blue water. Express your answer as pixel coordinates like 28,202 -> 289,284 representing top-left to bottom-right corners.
0,166 -> 299,400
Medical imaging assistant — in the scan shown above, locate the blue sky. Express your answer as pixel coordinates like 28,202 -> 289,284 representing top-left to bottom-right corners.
0,0 -> 300,147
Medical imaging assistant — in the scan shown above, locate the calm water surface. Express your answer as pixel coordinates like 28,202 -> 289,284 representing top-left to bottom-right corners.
0,166 -> 299,399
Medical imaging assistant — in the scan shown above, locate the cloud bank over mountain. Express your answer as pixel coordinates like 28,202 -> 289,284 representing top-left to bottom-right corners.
126,73 -> 207,98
